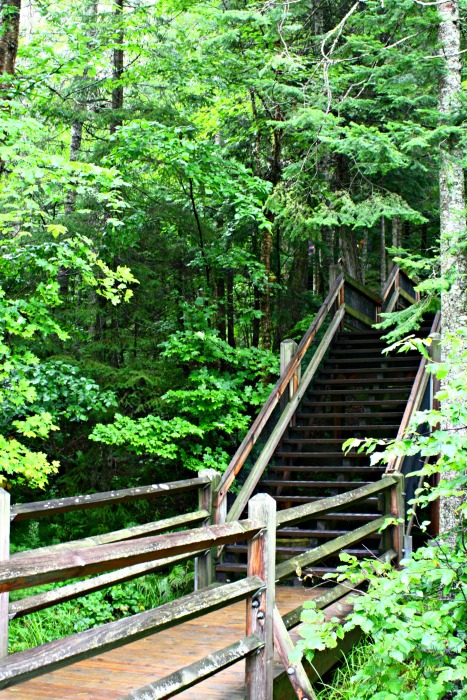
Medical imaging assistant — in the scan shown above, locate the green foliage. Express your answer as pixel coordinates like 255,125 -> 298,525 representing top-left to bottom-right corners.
91,323 -> 278,472
9,564 -> 193,653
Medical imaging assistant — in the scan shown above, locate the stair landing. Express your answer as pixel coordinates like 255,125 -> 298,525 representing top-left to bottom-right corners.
0,586 -> 353,699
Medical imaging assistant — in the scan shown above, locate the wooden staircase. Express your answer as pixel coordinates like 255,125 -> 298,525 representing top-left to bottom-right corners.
215,268 -> 439,582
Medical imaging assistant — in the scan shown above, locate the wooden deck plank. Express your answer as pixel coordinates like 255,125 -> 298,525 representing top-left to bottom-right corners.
0,585 -> 352,699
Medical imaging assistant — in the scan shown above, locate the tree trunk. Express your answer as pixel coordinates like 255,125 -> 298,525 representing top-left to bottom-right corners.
381,216 -> 386,290
437,0 -> 467,538
339,226 -> 361,282
226,269 -> 235,348
110,0 -> 124,135
0,0 -> 21,77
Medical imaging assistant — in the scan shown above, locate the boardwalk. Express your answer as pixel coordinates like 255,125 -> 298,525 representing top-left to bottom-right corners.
0,585 -> 353,700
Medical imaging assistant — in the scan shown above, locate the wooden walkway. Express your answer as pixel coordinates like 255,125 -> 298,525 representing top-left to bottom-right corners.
0,585 -> 352,700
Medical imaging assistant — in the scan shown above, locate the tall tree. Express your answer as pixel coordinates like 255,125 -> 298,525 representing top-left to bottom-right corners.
437,0 -> 467,536
0,0 -> 20,77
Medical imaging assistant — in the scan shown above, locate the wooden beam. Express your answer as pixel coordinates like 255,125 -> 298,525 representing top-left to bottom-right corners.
344,275 -> 382,305
275,516 -> 387,582
120,635 -> 263,700
0,489 -> 9,658
273,606 -> 318,700
195,470 -> 221,590
214,274 -> 345,510
344,304 -> 375,328
0,576 -> 264,690
276,476 -> 397,528
8,550 -> 205,620
12,511 -> 210,560
227,306 -> 345,524
10,477 -> 210,522
246,494 -> 276,700
0,519 -> 262,593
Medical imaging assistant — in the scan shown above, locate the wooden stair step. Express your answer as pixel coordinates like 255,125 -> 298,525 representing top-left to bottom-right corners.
313,378 -> 413,385
276,527 -> 380,539
326,356 -> 419,364
296,411 -> 404,418
268,465 -> 385,473
301,399 -> 404,406
306,388 -> 412,396
225,544 -> 379,557
290,424 -> 401,432
275,452 -> 371,459
215,563 -> 335,576
273,495 -> 378,505
330,348 -> 416,356
262,480 -> 372,489
321,366 -> 419,375
281,438 -> 391,446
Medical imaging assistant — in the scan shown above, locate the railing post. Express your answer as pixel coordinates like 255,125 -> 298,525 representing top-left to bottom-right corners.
382,474 -> 404,564
246,493 -> 276,700
0,488 -> 10,657
195,469 -> 221,590
280,339 -> 300,425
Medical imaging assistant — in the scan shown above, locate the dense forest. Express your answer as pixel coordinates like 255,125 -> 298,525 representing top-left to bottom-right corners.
3,0 -> 461,505
2,1 -> 467,696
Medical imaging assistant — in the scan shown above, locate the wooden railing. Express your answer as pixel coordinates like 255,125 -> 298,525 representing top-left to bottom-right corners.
216,264 -> 419,525
0,474 -> 220,635
0,476 -> 404,699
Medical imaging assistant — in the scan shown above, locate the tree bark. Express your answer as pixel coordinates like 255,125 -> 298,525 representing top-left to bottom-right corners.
110,0 -> 124,135
437,0 -> 467,538
380,216 -> 386,290
0,0 -> 21,78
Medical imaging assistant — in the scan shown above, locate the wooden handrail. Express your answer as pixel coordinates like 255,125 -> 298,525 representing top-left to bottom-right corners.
0,519 -> 263,594
0,577 -> 264,691
214,273 -> 345,509
10,477 -> 210,522
381,264 -> 399,302
385,311 -> 441,474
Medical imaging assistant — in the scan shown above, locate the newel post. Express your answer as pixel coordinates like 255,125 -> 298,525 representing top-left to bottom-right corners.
0,488 -> 10,657
195,469 -> 221,590
280,339 -> 300,425
245,493 -> 276,700
382,474 -> 405,564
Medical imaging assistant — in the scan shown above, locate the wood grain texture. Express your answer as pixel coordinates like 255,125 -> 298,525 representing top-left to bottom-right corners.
0,587 -> 345,700
276,476 -> 396,528
273,606 -> 317,700
0,519 -> 261,593
10,478 -> 210,522
0,577 -> 263,690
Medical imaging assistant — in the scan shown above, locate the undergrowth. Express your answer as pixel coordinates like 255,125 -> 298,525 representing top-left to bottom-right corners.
9,564 -> 193,653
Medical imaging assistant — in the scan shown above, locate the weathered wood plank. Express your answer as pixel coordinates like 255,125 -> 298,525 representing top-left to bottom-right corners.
0,576 -> 264,691
0,490 -> 9,658
275,516 -> 387,582
227,306 -> 345,524
195,470 -> 220,590
381,264 -> 399,301
119,634 -> 263,700
10,478 -> 210,522
276,477 -> 397,528
214,274 -> 344,510
246,494 -> 276,700
12,511 -> 210,560
0,519 -> 262,593
8,550 -> 205,620
273,606 -> 317,700
344,304 -> 375,328
344,275 -> 381,305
